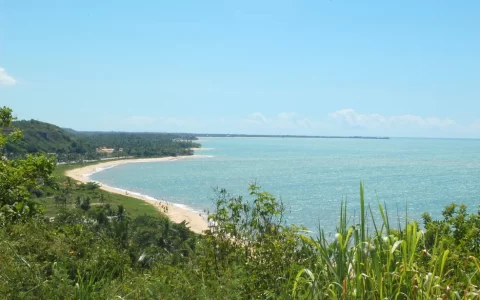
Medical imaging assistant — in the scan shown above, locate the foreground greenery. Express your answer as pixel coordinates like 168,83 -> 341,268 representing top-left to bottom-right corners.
3,184 -> 480,299
2,106 -> 480,299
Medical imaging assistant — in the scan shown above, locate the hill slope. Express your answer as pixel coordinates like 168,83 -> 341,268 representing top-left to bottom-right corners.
4,120 -> 88,156
3,119 -> 200,161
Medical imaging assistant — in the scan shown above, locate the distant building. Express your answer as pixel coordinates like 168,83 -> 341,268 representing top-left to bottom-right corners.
96,147 -> 115,154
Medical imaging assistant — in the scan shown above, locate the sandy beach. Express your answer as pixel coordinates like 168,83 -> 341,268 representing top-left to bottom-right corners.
65,156 -> 209,234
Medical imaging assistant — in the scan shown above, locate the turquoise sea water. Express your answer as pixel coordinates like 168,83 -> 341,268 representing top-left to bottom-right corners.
90,137 -> 480,233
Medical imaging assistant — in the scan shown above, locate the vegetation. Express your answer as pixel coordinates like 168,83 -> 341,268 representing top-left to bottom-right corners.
0,108 -> 57,224
5,119 -> 89,158
39,164 -> 161,218
75,131 -> 199,158
3,118 -> 200,162
1,106 -> 480,299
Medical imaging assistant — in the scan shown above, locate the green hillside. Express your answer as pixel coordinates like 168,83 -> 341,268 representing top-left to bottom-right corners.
3,119 -> 200,162
4,119 -> 88,156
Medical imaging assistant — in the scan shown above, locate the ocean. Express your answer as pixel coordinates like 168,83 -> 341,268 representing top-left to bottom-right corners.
90,137 -> 480,233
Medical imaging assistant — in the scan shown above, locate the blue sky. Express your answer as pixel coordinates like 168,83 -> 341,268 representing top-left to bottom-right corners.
1,1 -> 479,137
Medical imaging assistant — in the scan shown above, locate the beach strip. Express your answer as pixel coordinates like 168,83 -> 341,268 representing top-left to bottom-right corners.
65,156 -> 209,234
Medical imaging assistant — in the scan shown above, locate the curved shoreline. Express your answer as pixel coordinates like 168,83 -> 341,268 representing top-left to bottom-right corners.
65,156 -> 209,234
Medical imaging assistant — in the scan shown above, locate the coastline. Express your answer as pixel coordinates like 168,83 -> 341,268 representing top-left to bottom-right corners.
65,156 -> 209,234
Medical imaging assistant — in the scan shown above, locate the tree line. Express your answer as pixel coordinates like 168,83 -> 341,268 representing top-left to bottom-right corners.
3,117 -> 199,162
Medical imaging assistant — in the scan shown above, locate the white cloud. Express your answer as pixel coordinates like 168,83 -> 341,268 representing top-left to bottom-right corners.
106,110 -> 478,138
278,112 -> 297,120
126,115 -> 199,128
0,67 -> 17,86
470,120 -> 480,130
296,118 -> 312,129
237,110 -> 470,137
240,112 -> 320,134
247,112 -> 269,123
329,109 -> 457,130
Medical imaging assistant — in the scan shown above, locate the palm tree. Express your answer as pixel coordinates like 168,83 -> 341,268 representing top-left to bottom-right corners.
80,196 -> 91,211
66,177 -> 72,188
99,193 -> 106,204
116,205 -> 125,221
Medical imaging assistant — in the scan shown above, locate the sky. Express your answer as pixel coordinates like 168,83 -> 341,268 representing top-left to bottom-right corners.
1,1 -> 479,138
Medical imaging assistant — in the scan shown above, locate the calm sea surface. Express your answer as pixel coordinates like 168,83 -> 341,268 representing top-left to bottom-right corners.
90,137 -> 480,233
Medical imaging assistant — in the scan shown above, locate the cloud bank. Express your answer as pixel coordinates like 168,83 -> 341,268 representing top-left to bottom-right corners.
329,109 -> 457,130
0,67 -> 17,86
242,112 -> 315,133
123,115 -> 200,130
110,109 -> 478,138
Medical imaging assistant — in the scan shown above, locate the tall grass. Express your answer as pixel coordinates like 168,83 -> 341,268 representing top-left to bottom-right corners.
292,182 -> 479,299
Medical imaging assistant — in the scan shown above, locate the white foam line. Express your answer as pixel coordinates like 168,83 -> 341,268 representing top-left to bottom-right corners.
85,158 -> 211,217
83,165 -> 118,178
83,154 -> 213,180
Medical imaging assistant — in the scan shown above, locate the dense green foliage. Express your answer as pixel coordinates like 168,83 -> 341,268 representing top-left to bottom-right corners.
3,181 -> 480,299
0,211 -> 198,299
0,108 -> 57,224
2,106 -> 480,299
3,118 -> 199,162
75,131 -> 199,158
5,120 -> 88,157
291,186 -> 480,299
38,164 -> 162,218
